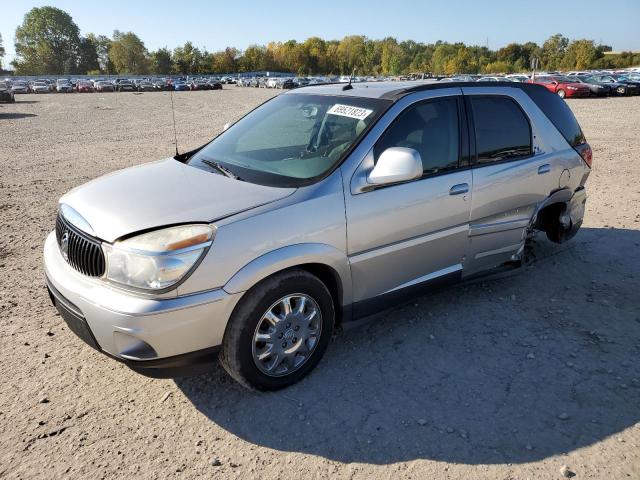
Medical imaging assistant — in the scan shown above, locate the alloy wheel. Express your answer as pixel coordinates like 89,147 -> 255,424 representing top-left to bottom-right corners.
252,294 -> 322,377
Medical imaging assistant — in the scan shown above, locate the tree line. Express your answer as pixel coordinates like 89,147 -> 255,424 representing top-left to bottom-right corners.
5,6 -> 640,77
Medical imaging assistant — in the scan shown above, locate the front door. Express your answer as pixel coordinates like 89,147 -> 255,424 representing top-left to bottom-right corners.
344,95 -> 472,312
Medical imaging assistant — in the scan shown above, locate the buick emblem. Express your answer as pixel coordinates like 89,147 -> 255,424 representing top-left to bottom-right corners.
60,231 -> 70,261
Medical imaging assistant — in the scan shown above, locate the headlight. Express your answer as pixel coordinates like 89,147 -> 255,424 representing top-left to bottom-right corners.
103,224 -> 214,291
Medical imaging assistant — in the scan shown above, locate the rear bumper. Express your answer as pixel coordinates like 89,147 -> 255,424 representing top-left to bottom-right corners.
43,231 -> 243,377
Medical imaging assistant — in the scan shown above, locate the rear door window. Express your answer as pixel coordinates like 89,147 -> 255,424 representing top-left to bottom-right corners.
469,96 -> 532,165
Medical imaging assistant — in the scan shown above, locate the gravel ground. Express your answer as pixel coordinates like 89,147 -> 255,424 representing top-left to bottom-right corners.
0,88 -> 639,480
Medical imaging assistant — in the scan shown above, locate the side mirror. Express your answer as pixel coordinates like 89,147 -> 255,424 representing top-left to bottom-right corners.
368,147 -> 423,186
223,122 -> 231,131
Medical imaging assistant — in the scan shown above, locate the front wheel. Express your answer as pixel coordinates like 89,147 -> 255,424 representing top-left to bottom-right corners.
557,89 -> 566,98
220,269 -> 335,390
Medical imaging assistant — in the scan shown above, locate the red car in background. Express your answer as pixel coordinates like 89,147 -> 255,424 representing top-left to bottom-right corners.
526,75 -> 590,98
76,81 -> 94,93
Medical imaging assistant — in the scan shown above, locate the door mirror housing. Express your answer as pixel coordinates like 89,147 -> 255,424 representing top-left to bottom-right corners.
368,147 -> 423,186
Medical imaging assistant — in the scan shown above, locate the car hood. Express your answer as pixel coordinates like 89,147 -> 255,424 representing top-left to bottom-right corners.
60,158 -> 295,242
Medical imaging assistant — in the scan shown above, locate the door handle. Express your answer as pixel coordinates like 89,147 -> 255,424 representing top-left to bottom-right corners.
538,164 -> 551,175
449,183 -> 469,195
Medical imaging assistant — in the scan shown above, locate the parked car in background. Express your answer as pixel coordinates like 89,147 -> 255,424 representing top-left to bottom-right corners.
137,80 -> 155,92
44,81 -> 591,390
585,75 -> 638,96
572,76 -> 609,97
95,81 -> 115,92
266,77 -> 279,88
173,81 -> 190,91
56,80 -> 74,93
611,75 -> 640,94
527,75 -> 590,98
190,78 -> 211,90
0,82 -> 16,102
116,80 -> 136,92
32,81 -> 51,94
281,78 -> 297,89
477,76 -> 503,82
12,81 -> 30,94
505,74 -> 530,82
76,81 -> 95,93
208,79 -> 223,90
153,78 -> 171,91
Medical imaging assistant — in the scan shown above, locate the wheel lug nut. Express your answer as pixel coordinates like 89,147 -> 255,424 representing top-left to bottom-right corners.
293,337 -> 298,343
278,333 -> 283,339
286,323 -> 291,328
282,342 -> 287,348
294,325 -> 300,331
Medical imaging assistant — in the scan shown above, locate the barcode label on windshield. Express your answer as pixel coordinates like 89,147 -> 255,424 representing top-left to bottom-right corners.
327,104 -> 373,120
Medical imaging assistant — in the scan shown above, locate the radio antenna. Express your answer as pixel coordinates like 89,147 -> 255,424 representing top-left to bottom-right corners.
169,74 -> 179,156
342,67 -> 356,91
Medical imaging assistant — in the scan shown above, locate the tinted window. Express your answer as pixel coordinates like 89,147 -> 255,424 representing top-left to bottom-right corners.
470,96 -> 532,164
523,84 -> 586,147
375,97 -> 459,175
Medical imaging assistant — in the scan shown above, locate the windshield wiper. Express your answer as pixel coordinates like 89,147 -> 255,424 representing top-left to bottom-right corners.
201,159 -> 241,180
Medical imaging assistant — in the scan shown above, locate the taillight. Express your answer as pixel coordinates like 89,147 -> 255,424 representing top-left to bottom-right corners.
574,143 -> 592,168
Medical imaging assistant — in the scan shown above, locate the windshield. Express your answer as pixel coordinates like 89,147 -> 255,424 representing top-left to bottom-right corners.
188,93 -> 390,187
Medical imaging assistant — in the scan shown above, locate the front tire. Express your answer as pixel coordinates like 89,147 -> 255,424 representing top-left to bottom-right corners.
220,269 -> 335,391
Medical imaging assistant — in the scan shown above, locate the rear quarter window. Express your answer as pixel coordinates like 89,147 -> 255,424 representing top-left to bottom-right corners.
522,84 -> 586,147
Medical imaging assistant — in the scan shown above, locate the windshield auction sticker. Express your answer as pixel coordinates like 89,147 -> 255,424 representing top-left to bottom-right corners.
327,104 -> 373,120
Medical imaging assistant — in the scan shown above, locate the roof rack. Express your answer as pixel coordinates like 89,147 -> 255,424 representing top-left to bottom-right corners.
380,81 -> 542,99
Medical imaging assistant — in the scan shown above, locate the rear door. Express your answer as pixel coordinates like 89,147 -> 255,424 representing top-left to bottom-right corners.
462,87 -> 559,275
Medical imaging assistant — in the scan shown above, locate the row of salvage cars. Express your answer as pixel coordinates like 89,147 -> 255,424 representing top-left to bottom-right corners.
0,77 -> 223,97
445,70 -> 640,98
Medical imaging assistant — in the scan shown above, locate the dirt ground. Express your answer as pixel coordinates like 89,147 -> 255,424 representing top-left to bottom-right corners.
0,88 -> 638,480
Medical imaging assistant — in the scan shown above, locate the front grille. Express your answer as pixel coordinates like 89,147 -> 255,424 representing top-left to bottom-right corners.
55,212 -> 106,277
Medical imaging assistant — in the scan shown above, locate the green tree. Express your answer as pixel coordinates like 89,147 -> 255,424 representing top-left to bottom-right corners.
208,47 -> 238,73
76,36 -> 99,74
431,43 -> 458,74
541,34 -> 569,70
87,34 -> 114,73
172,42 -> 205,74
150,47 -> 172,74
336,36 -> 367,74
380,38 -> 407,75
239,44 -> 269,72
562,39 -> 600,70
109,30 -> 148,74
0,33 -> 5,69
12,6 -> 81,75
483,60 -> 513,74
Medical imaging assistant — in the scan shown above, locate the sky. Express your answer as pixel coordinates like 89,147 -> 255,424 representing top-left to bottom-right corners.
2,0 -> 639,64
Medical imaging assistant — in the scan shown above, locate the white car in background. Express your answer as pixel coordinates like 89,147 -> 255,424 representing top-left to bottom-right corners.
32,81 -> 51,94
505,74 -> 530,82
266,77 -> 279,88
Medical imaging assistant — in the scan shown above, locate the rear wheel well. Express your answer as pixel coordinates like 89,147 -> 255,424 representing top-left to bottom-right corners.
534,202 -> 566,232
534,201 -> 574,243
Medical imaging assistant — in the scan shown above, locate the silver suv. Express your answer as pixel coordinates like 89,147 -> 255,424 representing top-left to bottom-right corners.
44,81 -> 591,390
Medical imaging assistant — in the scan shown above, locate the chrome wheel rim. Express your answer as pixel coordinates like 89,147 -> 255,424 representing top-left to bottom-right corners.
252,294 -> 322,377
